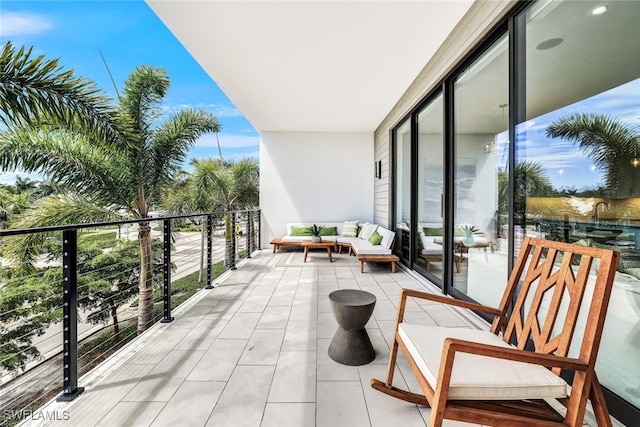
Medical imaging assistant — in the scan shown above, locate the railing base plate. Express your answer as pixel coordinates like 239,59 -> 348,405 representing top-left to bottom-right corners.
160,317 -> 174,323
56,387 -> 84,402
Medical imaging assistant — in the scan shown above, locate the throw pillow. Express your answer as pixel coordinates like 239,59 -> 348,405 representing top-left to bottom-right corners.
357,222 -> 370,238
320,226 -> 339,236
369,231 -> 383,246
359,223 -> 378,240
341,221 -> 359,237
423,227 -> 443,236
290,226 -> 313,236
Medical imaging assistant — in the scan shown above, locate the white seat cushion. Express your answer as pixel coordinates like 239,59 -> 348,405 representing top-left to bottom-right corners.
336,236 -> 357,244
419,232 -> 442,255
351,238 -> 392,255
398,323 -> 567,400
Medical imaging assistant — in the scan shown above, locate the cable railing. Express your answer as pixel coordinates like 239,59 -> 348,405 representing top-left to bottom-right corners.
0,209 -> 260,426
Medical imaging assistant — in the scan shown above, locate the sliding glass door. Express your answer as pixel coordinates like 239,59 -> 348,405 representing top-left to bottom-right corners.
416,94 -> 444,281
451,34 -> 510,307
515,0 -> 640,414
393,118 -> 411,265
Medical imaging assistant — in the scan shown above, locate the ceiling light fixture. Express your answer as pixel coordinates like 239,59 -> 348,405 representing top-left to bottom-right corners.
591,5 -> 608,15
631,139 -> 640,168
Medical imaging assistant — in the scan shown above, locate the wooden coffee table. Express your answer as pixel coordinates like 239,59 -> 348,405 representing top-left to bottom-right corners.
301,240 -> 335,262
270,238 -> 301,253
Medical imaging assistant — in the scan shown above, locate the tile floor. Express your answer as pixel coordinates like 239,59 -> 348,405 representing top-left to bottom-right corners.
28,249 -> 618,427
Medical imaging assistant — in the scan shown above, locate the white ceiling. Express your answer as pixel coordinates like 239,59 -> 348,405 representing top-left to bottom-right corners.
145,0 -> 474,133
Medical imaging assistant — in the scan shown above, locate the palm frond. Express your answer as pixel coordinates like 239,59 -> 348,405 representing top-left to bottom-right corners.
9,193 -> 123,228
0,42 -> 120,142
230,157 -> 260,208
120,65 -> 169,135
149,109 -> 221,195
189,158 -> 229,208
0,128 -> 134,207
160,186 -> 200,214
2,194 -> 124,272
546,113 -> 638,194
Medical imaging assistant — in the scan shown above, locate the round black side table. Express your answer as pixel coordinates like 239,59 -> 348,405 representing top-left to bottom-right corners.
328,289 -> 377,365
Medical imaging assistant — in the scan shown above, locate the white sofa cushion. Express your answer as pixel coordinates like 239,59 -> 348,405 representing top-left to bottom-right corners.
419,232 -> 442,255
351,238 -> 392,255
398,323 -> 568,400
377,226 -> 395,250
336,236 -> 357,244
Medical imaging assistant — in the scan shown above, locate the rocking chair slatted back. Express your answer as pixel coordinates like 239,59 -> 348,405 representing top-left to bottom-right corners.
493,237 -> 618,370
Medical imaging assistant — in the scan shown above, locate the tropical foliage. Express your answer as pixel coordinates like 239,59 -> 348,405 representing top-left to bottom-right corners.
546,113 -> 640,197
1,236 -> 161,373
0,42 -> 118,141
0,61 -> 221,333
163,157 -> 259,270
82,240 -> 164,341
0,265 -> 64,372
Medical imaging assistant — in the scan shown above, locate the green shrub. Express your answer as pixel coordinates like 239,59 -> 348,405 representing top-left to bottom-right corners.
78,230 -> 117,249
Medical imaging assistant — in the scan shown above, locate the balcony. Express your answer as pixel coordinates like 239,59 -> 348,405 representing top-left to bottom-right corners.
1,216 -> 623,427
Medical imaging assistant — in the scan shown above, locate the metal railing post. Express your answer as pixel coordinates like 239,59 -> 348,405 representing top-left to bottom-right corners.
230,211 -> 237,270
205,214 -> 214,289
57,229 -> 84,401
246,210 -> 252,258
258,210 -> 262,250
161,219 -> 174,323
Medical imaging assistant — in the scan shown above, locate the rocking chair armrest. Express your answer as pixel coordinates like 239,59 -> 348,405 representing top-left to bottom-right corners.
399,288 -> 502,318
442,338 -> 589,372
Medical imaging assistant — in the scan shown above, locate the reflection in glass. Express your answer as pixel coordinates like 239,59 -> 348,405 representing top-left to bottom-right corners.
518,0 -> 640,410
452,34 -> 509,307
394,119 -> 411,264
415,94 -> 444,280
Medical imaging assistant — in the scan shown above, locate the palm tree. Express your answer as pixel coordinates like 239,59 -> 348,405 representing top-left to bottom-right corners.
497,160 -> 555,233
0,42 -> 118,140
34,178 -> 65,198
189,157 -> 259,268
0,65 -> 221,334
13,176 -> 37,194
0,186 -> 32,228
546,113 -> 640,197
161,173 -> 213,283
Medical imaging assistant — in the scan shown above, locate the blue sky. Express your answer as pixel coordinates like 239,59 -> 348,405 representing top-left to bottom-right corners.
491,78 -> 640,191
0,0 -> 259,184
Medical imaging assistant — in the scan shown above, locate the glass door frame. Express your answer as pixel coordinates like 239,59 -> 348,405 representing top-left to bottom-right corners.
389,1 -> 637,422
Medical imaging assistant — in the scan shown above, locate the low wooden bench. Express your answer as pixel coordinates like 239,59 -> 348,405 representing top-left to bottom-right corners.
357,254 -> 400,273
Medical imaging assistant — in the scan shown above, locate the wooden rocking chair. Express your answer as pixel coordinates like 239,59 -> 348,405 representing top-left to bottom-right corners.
371,237 -> 619,426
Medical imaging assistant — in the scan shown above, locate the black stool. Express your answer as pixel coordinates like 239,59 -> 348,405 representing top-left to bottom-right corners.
328,289 -> 377,365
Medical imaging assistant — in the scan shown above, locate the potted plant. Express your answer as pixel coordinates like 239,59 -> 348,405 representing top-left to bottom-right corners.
461,225 -> 478,245
311,224 -> 325,243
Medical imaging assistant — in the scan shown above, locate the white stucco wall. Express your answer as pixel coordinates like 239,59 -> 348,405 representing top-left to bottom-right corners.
260,132 -> 374,245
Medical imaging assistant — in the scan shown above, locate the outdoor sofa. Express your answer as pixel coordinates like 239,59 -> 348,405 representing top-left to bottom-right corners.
271,221 -> 399,272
